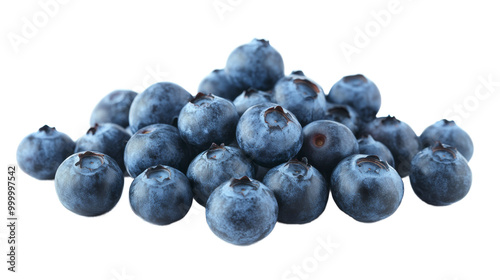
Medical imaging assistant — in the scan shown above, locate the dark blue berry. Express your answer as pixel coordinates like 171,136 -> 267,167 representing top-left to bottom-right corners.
54,151 -> 124,217
129,165 -> 193,225
331,154 -> 404,223
17,125 -> 75,180
263,158 -> 328,224
206,176 -> 278,246
410,142 -> 472,206
187,143 -> 255,207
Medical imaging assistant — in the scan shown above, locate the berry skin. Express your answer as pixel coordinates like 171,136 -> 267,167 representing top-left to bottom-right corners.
357,135 -> 395,168
206,176 -> 278,246
54,151 -> 124,217
298,120 -> 359,177
187,143 -> 255,207
236,104 -> 303,168
360,115 -> 420,178
272,71 -> 327,126
124,124 -> 192,178
233,88 -> 273,116
225,39 -> 284,91
410,142 -> 472,206
128,82 -> 192,134
129,165 -> 193,225
198,69 -> 245,101
327,74 -> 381,122
17,125 -> 75,180
323,103 -> 360,136
420,119 -> 473,161
90,89 -> 137,128
263,158 -> 328,224
178,92 -> 239,152
74,123 -> 130,173
331,154 -> 404,223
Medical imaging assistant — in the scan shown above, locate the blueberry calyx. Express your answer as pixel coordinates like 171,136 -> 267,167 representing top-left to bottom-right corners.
356,155 -> 389,173
229,176 -> 258,196
243,88 -> 259,97
294,78 -> 320,94
327,106 -> 351,119
206,143 -> 227,160
75,151 -> 105,170
291,70 -> 305,76
381,115 -> 400,125
343,74 -> 368,84
431,141 -> 457,162
145,165 -> 172,182
255,38 -> 270,46
284,158 -> 310,179
86,123 -> 100,135
39,125 -> 55,134
190,92 -> 215,106
442,119 -> 456,126
264,106 -> 293,129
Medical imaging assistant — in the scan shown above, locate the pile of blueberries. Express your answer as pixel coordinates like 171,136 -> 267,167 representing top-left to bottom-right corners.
16,39 -> 473,246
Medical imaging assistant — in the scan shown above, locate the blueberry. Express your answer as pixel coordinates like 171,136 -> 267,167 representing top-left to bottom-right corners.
205,176 -> 278,246
124,124 -> 191,178
129,165 -> 193,225
357,135 -> 395,168
272,71 -> 327,126
298,120 -> 359,177
17,125 -> 75,180
326,74 -> 381,122
225,39 -> 284,91
420,119 -> 473,161
331,154 -> 404,223
410,142 -> 472,206
128,82 -> 192,134
90,89 -> 138,128
263,158 -> 328,224
236,104 -> 303,167
54,151 -> 124,217
323,103 -> 360,135
178,92 -> 239,152
74,123 -> 130,173
198,69 -> 245,101
360,115 -> 420,178
187,143 -> 255,207
233,88 -> 273,116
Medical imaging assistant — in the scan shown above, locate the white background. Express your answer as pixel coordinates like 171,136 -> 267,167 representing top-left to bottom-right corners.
1,1 -> 499,279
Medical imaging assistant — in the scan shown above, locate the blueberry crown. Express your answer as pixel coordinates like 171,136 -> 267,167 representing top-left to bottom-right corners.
145,165 -> 172,180
75,151 -> 105,169
206,143 -> 227,160
381,115 -> 400,125
39,125 -> 56,134
229,177 -> 259,195
191,92 -> 215,104
86,123 -> 100,135
343,74 -> 367,84
431,141 -> 457,159
356,155 -> 389,171
327,106 -> 351,119
264,106 -> 293,129
442,119 -> 456,126
293,78 -> 320,94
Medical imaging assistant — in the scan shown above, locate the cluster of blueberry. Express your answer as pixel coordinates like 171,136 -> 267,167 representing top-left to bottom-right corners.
16,39 -> 473,246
